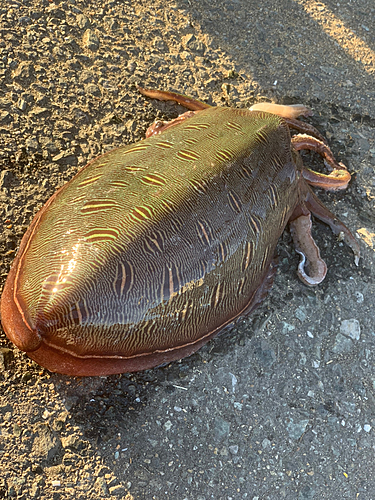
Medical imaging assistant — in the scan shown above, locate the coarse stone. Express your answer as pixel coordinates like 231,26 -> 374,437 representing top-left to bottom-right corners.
29,107 -> 49,118
61,434 -> 81,450
17,99 -> 27,112
340,319 -> 361,340
84,83 -> 101,97
77,14 -> 90,30
164,420 -> 172,431
94,477 -> 108,496
332,333 -> 353,354
13,61 -> 34,84
182,34 -> 206,54
25,137 -> 39,150
253,339 -> 276,368
286,418 -> 309,440
213,416 -> 231,441
0,111 -> 13,124
295,306 -> 307,322
82,29 -> 99,51
109,484 -> 126,496
32,423 -> 62,463
0,170 -> 14,189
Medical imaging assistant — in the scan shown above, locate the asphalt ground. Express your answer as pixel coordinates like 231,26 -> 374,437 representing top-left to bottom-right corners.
0,1 -> 374,499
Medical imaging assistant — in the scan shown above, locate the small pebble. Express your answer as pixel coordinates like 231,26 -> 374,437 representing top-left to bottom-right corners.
214,417 -> 231,441
82,29 -> 99,50
286,418 -> 309,440
281,322 -> 295,334
295,306 -> 307,322
262,438 -> 271,449
77,13 -> 90,30
164,420 -> 172,431
17,99 -> 27,111
340,319 -> 361,341
332,333 -> 353,354
229,372 -> 237,393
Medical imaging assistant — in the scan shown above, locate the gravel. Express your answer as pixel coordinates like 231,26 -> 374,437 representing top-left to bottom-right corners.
1,0 -> 375,499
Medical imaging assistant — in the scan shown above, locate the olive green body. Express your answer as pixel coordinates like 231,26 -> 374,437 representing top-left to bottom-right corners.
1,107 -> 301,375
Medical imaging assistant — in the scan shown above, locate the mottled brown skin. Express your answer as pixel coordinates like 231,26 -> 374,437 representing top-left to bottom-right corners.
0,89 -> 360,376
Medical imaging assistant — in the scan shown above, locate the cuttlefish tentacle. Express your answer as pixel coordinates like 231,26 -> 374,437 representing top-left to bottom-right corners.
138,86 -> 211,110
139,88 -> 328,142
284,118 -> 327,144
292,134 -> 351,190
304,188 -> 360,265
290,132 -> 359,262
138,86 -> 209,137
250,102 -> 313,119
249,103 -> 327,143
139,88 -> 328,143
287,127 -> 360,285
289,213 -> 328,286
289,184 -> 360,286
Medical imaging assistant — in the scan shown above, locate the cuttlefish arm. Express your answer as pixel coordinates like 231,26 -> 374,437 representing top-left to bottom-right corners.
290,187 -> 360,286
138,86 -> 211,110
289,213 -> 327,286
250,103 -> 327,143
250,102 -> 312,118
292,134 -> 351,191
